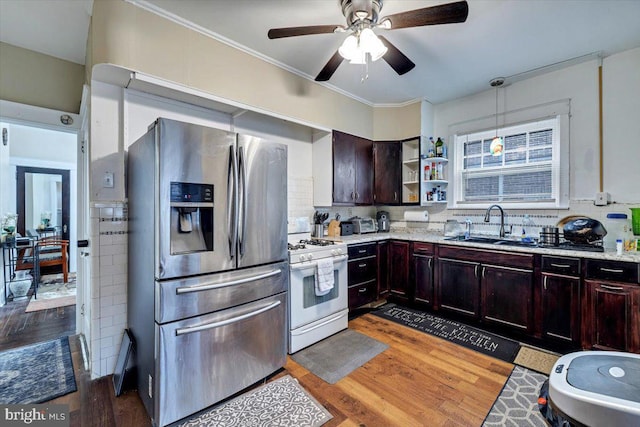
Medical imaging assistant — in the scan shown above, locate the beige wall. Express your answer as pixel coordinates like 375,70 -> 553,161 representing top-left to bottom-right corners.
0,42 -> 85,114
373,102 -> 422,140
89,0 -> 377,139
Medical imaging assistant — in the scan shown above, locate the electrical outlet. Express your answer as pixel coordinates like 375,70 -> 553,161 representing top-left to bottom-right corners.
595,192 -> 610,206
103,172 -> 114,188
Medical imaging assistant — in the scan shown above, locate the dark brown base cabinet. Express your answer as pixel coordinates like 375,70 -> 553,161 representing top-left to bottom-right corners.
412,242 -> 434,308
436,246 -> 534,333
582,259 -> 640,353
540,256 -> 582,346
377,241 -> 390,298
437,257 -> 480,318
583,280 -> 640,353
482,265 -> 533,332
347,243 -> 378,310
389,241 -> 410,302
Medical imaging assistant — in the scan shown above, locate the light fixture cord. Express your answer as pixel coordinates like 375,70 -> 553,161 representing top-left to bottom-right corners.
495,85 -> 499,137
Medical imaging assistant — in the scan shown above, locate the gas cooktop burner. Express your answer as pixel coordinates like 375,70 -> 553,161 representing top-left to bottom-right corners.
299,239 -> 336,247
288,243 -> 306,250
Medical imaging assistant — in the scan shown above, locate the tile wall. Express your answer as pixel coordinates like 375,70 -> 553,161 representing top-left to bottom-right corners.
89,201 -> 128,378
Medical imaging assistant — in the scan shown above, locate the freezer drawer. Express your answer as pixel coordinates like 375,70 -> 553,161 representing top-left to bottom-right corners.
155,261 -> 288,324
154,292 -> 287,427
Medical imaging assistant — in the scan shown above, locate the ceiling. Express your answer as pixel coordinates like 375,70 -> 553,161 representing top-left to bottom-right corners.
2,0 -> 640,106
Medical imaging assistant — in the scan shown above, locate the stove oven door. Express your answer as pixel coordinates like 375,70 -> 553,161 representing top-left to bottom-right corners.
289,255 -> 348,329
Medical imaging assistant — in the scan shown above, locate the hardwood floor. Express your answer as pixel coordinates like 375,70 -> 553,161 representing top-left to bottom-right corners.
0,293 -> 76,352
38,313 -> 511,427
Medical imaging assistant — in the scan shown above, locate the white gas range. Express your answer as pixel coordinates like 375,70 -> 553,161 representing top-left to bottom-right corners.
287,236 -> 349,353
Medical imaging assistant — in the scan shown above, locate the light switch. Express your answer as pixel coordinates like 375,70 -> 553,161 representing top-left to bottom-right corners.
103,172 -> 114,188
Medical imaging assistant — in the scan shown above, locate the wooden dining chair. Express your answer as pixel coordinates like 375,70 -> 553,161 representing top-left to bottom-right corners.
16,237 -> 69,283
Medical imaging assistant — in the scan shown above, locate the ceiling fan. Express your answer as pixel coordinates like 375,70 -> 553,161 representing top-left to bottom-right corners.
267,0 -> 469,81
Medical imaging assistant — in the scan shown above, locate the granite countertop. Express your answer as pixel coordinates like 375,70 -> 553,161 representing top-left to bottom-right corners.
326,231 -> 640,263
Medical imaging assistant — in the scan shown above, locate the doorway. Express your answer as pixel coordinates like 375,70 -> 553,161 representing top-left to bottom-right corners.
0,119 -> 79,352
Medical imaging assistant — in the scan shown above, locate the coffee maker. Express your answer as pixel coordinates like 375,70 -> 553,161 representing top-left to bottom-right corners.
376,211 -> 390,232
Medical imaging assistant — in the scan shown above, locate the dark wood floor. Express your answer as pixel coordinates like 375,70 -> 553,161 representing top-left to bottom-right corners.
30,313 -> 510,427
0,292 -> 76,352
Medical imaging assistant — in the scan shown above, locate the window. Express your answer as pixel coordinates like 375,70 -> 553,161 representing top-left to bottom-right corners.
452,117 -> 567,209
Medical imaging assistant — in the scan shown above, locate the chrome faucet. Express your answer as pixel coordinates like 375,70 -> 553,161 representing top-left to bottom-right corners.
484,204 -> 506,237
464,218 -> 473,239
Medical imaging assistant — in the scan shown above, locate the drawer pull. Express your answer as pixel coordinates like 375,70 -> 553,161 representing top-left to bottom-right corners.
358,263 -> 367,268
550,263 -> 571,269
600,285 -> 624,291
600,267 -> 624,274
358,288 -> 367,293
358,249 -> 367,254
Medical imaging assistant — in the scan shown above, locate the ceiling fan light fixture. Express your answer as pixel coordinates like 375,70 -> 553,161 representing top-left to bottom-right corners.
339,28 -> 387,63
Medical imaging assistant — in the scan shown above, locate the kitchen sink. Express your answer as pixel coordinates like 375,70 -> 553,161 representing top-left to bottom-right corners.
445,235 -> 538,247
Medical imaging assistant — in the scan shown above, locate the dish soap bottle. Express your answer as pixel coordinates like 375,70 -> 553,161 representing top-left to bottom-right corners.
521,214 -> 535,243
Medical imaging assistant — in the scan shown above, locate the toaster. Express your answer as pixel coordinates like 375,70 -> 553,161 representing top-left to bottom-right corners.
351,217 -> 378,234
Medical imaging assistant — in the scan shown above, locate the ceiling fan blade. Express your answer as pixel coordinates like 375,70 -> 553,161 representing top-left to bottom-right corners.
378,36 -> 415,76
268,25 -> 343,39
383,0 -> 469,30
315,50 -> 344,81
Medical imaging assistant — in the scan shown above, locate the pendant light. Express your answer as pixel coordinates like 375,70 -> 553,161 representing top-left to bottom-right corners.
489,77 -> 505,156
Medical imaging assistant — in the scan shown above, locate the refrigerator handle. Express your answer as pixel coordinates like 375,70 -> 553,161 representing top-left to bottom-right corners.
238,145 -> 247,257
227,145 -> 237,260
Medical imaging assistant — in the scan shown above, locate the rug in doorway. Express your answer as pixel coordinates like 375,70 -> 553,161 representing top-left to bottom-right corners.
0,336 -> 77,404
178,375 -> 332,427
291,329 -> 388,384
513,344 -> 561,375
25,273 -> 76,313
371,303 -> 520,363
483,365 -> 548,427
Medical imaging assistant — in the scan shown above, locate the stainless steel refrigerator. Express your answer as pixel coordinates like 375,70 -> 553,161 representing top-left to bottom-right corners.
127,118 -> 288,427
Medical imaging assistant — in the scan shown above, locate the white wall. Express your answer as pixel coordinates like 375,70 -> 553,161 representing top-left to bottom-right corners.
434,49 -> 640,205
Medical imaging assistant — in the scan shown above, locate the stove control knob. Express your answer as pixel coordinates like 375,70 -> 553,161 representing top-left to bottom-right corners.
331,250 -> 337,256
300,254 -> 307,262
336,248 -> 343,255
308,254 -> 314,260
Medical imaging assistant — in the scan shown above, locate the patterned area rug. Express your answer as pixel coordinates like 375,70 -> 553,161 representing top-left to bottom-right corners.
25,273 -> 76,313
178,375 -> 332,427
0,336 -> 77,404
372,303 -> 520,362
483,366 -> 548,427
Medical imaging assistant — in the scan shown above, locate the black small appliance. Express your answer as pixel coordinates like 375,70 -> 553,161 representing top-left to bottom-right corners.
377,211 -> 390,232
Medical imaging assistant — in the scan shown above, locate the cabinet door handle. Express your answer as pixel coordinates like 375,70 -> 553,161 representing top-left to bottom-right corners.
474,265 -> 479,278
394,191 -> 397,201
600,284 -> 624,291
550,263 -> 570,269
600,267 -> 624,274
482,266 -> 486,278
543,276 -> 547,290
351,191 -> 355,200
356,191 -> 360,200
428,258 -> 432,270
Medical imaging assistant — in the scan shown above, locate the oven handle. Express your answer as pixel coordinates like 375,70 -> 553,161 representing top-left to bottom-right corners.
175,269 -> 282,294
290,255 -> 348,271
294,310 -> 348,334
175,300 -> 281,336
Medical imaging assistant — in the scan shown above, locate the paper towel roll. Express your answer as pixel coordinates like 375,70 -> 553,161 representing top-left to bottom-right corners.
404,210 -> 429,222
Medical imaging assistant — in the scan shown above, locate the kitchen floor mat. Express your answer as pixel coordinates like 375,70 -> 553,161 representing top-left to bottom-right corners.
290,328 -> 388,384
372,303 -> 520,363
482,365 -> 548,427
0,336 -> 77,404
178,375 -> 332,427
513,344 -> 561,375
